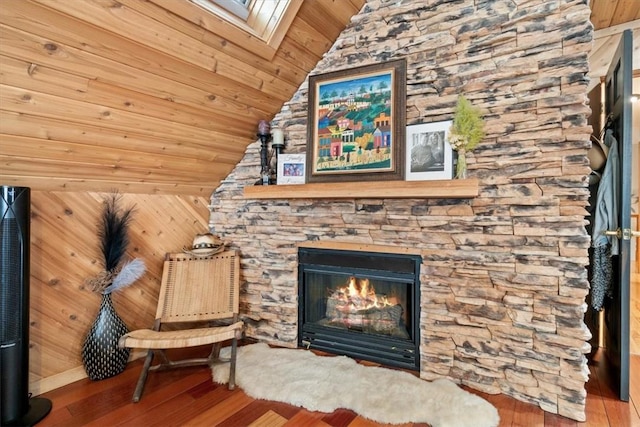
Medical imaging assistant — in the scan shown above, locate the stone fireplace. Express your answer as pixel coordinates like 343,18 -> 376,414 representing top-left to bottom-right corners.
297,246 -> 421,370
208,0 -> 593,421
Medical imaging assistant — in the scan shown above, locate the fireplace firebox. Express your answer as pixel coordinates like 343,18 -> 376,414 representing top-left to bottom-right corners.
298,247 -> 421,370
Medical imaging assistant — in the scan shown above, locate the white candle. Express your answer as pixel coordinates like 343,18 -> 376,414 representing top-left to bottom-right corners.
272,127 -> 284,147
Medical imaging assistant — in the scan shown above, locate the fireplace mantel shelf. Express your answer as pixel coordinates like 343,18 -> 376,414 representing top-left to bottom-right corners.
243,178 -> 479,199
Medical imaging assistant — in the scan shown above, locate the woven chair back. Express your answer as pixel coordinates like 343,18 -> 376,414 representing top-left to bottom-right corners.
155,250 -> 240,323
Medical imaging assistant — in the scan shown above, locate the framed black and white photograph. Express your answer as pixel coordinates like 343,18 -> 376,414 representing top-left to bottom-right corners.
277,154 -> 306,185
405,121 -> 453,181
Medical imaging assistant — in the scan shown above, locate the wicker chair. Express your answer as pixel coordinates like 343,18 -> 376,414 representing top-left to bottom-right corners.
119,250 -> 243,402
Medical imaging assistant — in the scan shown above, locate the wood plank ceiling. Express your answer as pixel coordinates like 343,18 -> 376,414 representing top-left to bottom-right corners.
0,0 -> 637,195
588,0 -> 640,91
0,0 -> 365,195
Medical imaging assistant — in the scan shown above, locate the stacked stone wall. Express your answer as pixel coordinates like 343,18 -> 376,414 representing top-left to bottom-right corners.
209,0 -> 593,421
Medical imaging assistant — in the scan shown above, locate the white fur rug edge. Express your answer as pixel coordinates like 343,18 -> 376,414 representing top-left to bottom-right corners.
212,343 -> 499,427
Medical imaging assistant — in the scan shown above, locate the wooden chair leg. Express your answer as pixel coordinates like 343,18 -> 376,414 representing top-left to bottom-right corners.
228,337 -> 238,390
133,350 -> 154,403
208,342 -> 222,361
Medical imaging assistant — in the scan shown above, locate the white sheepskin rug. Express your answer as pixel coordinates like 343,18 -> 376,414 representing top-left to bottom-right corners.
212,343 -> 499,427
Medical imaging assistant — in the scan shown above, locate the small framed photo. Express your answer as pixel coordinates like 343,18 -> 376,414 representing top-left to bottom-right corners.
405,121 -> 453,181
277,154 -> 306,185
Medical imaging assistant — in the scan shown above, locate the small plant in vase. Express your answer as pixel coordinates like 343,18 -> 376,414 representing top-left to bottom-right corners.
447,95 -> 485,179
82,193 -> 146,380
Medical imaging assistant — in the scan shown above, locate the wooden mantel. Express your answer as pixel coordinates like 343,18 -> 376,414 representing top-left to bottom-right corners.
242,179 -> 479,199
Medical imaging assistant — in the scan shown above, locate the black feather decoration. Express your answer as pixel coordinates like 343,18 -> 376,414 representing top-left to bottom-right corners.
99,193 -> 135,273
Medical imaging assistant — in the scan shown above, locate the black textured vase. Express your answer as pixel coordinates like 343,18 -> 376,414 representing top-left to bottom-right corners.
81,293 -> 131,381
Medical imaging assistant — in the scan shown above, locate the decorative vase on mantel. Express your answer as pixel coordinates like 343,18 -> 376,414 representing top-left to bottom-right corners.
82,293 -> 130,380
455,148 -> 468,179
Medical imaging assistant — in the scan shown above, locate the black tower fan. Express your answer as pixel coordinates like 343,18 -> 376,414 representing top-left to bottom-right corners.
1,186 -> 52,425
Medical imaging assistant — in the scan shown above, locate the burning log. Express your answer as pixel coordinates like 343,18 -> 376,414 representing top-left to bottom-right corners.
325,297 -> 403,334
322,276 -> 404,335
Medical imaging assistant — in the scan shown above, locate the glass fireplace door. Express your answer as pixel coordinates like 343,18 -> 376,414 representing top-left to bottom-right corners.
298,248 -> 421,370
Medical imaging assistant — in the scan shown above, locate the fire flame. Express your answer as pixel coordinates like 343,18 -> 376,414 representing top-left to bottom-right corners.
332,276 -> 393,311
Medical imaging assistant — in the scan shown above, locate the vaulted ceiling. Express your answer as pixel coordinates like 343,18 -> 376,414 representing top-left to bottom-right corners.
0,0 -> 637,195
0,0 -> 365,194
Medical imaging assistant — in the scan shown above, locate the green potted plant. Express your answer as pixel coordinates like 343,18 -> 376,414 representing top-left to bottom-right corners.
447,95 -> 485,179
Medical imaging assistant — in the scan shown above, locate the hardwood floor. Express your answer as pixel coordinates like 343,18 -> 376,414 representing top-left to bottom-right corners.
33,346 -> 640,427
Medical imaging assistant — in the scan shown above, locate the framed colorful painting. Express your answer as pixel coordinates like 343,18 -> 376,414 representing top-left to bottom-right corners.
305,59 -> 406,183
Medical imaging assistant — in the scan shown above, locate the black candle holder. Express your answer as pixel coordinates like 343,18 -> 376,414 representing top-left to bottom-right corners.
272,141 -> 284,172
257,131 -> 272,185
255,121 -> 285,185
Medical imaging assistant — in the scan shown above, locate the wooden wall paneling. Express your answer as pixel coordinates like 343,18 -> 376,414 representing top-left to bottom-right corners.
311,0 -> 362,28
173,195 -> 212,230
0,24 -> 270,126
588,0 -> 613,29
0,125 -> 226,195
347,0 -> 367,14
112,0 -> 307,99
0,25 -> 147,88
130,196 -> 210,251
29,293 -> 91,375
194,13 -> 308,87
275,37 -> 323,75
590,33 -> 617,77
33,0 -> 216,75
0,111 -> 241,164
33,0 -> 296,99
28,191 -> 211,388
0,55 -> 90,96
0,85 -> 243,150
0,175 -> 217,196
1,56 -> 246,148
196,30 -> 307,94
119,0 -> 296,93
296,1 -> 350,38
611,2 -> 640,26
0,132 -> 228,185
589,0 -> 640,30
29,192 -> 107,378
0,2 -> 279,119
0,156 -> 220,187
119,0 -> 303,88
285,18 -> 335,59
86,79 -> 254,137
0,135 -> 231,176
284,2 -> 363,70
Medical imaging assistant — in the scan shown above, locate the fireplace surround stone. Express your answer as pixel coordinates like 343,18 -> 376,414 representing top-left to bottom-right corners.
208,0 -> 593,421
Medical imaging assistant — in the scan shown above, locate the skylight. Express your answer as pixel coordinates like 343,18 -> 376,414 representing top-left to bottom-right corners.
193,0 -> 251,21
187,0 -> 302,60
